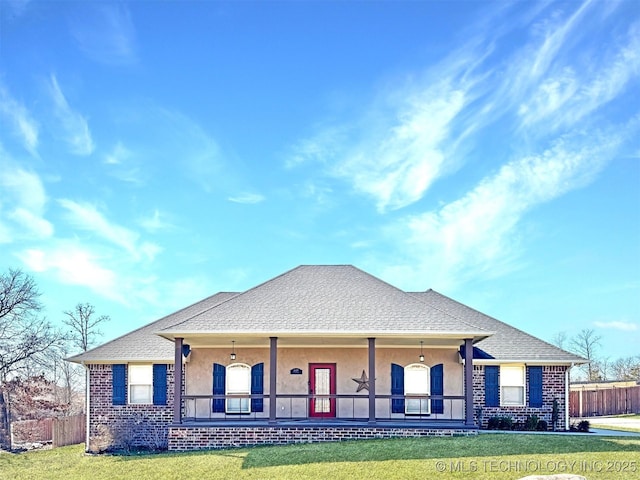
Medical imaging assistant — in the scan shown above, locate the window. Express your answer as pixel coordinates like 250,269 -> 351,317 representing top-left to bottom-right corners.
500,365 -> 525,406
404,363 -> 430,414
226,363 -> 251,413
129,364 -> 153,404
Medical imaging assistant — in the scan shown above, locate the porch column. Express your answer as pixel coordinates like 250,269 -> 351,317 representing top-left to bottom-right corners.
174,337 -> 183,424
368,337 -> 376,423
269,337 -> 278,423
464,338 -> 474,426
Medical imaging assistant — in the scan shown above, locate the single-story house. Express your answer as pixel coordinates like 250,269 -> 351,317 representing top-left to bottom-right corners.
69,265 -> 585,452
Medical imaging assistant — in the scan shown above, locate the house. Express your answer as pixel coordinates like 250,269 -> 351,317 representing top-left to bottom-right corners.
68,265 -> 585,452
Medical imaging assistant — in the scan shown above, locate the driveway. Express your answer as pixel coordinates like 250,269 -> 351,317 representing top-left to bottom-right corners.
580,415 -> 640,436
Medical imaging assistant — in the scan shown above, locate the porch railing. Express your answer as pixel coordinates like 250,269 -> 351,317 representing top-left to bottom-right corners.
182,393 -> 467,422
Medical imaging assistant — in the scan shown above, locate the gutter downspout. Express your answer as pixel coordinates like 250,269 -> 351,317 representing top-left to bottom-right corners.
83,362 -> 90,451
565,363 -> 573,431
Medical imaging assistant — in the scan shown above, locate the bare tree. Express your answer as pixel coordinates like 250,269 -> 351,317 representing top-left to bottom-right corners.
0,269 -> 62,382
63,303 -> 110,353
0,268 -> 63,449
610,356 -> 640,381
551,331 -> 568,349
570,328 -> 603,381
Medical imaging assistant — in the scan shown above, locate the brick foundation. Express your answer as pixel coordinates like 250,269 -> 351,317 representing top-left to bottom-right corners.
472,365 -> 567,430
168,425 -> 477,451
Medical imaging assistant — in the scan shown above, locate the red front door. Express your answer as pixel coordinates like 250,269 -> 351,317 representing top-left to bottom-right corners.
309,363 -> 336,418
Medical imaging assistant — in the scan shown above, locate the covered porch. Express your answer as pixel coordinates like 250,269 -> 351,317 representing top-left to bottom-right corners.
167,334 -> 479,448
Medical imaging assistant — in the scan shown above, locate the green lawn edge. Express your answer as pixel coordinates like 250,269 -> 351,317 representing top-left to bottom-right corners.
1,434 -> 638,480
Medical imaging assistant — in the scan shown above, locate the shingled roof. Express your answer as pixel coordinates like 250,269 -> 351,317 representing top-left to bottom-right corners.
158,265 -> 490,337
410,290 -> 585,363
67,292 -> 237,363
69,265 -> 583,364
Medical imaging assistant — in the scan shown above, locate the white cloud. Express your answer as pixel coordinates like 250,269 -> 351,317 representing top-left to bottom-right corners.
378,131 -> 625,290
228,192 -> 265,204
289,80 -> 471,212
0,85 -> 39,156
139,209 -> 174,233
48,75 -> 94,155
104,141 -> 131,165
0,160 -> 53,242
8,208 -> 53,238
71,3 -> 137,66
594,321 -> 638,332
20,243 -> 124,303
58,199 -> 161,261
519,21 -> 640,130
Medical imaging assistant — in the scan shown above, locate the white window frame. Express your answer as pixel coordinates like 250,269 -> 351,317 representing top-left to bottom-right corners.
404,363 -> 431,415
128,364 -> 153,404
500,364 -> 525,406
226,363 -> 251,414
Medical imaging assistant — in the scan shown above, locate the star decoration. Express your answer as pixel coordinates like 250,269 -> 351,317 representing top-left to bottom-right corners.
352,370 -> 369,392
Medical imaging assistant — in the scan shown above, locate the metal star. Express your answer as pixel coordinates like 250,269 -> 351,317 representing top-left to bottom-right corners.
352,370 -> 369,392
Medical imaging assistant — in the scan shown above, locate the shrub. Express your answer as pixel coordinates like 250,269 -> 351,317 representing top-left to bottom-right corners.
536,419 -> 548,431
499,416 -> 514,430
577,420 -> 590,432
570,420 -> 590,433
487,416 -> 500,430
487,416 -> 515,430
524,415 -> 540,431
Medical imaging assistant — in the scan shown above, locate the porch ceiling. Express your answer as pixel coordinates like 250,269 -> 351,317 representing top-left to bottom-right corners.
177,333 -> 480,349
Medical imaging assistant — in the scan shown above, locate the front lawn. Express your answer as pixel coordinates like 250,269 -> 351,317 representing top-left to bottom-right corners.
1,434 -> 639,480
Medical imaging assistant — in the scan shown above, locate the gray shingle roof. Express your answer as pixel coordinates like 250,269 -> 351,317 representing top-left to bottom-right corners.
67,292 -> 237,363
159,265 -> 490,336
410,290 -> 585,363
69,265 -> 584,364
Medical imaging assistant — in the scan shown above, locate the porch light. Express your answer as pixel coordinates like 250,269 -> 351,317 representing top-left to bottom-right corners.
419,341 -> 424,363
230,340 -> 236,360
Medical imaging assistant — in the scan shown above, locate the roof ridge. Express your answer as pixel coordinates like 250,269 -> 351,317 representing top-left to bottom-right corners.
159,265 -> 307,332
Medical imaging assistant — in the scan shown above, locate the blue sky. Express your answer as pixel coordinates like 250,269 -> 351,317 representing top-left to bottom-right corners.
1,1 -> 638,363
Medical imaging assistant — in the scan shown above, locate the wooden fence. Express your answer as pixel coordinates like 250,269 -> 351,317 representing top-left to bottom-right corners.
53,414 -> 85,447
570,385 -> 640,417
11,414 -> 85,448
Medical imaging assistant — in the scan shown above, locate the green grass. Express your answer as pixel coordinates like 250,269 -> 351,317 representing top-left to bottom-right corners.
1,434 -> 639,480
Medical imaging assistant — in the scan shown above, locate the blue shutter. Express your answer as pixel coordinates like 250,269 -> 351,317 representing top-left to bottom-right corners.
430,363 -> 444,414
212,363 -> 226,413
153,364 -> 168,405
251,363 -> 264,412
391,363 -> 405,413
485,366 -> 499,407
528,366 -> 543,408
112,364 -> 126,405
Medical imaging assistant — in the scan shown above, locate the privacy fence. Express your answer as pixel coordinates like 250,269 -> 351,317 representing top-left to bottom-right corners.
570,385 -> 640,417
11,414 -> 85,448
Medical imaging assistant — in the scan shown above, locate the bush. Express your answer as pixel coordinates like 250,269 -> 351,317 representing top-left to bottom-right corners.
524,415 -> 540,431
536,419 -> 548,431
570,420 -> 590,433
577,420 -> 590,432
487,416 -> 514,430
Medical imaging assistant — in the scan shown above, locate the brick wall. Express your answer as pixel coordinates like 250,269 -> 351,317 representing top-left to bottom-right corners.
87,364 -> 179,452
168,425 -> 476,451
472,365 -> 567,430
